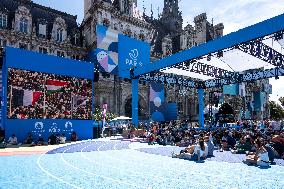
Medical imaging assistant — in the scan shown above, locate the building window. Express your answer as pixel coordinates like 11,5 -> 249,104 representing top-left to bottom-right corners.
57,28 -> 63,42
20,18 -> 28,33
74,33 -> 79,45
38,24 -> 46,38
19,43 -> 28,49
57,50 -> 65,57
39,47 -> 48,54
0,14 -> 7,28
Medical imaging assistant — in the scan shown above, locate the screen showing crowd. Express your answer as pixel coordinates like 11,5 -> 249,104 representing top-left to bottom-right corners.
7,68 -> 92,120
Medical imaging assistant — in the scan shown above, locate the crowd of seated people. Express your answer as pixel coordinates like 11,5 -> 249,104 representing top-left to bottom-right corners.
8,68 -> 92,120
144,121 -> 284,166
0,131 -> 78,148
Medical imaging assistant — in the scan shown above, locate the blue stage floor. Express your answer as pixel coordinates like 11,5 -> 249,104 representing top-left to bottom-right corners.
0,140 -> 283,189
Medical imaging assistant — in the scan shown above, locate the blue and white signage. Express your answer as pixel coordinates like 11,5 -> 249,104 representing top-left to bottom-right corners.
118,34 -> 150,78
5,119 -> 93,142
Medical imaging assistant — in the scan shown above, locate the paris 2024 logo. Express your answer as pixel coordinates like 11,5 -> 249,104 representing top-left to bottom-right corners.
126,49 -> 143,67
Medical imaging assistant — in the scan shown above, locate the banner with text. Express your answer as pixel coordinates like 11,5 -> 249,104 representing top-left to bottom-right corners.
5,119 -> 94,142
118,34 -> 150,78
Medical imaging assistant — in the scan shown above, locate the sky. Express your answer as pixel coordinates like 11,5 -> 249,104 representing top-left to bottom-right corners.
33,0 -> 284,101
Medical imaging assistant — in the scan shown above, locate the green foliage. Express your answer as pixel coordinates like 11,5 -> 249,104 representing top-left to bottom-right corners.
279,97 -> 284,107
93,108 -> 117,122
269,101 -> 284,120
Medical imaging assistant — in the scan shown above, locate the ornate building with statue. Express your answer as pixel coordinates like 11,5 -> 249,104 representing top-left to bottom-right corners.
0,0 -> 270,121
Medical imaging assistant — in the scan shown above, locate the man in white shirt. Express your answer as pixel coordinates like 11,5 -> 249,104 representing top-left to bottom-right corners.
8,134 -> 18,145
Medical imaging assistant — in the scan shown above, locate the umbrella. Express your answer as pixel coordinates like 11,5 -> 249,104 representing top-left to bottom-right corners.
111,116 -> 132,121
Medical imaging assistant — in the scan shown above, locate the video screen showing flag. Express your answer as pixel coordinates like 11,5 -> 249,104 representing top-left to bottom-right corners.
7,68 -> 92,120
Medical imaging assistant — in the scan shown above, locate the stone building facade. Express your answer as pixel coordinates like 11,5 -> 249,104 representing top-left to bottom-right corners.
0,0 -> 86,59
0,0 -> 269,121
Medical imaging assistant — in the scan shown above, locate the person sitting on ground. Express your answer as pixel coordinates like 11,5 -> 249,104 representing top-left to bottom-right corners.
244,138 -> 269,167
270,134 -> 284,159
56,133 -> 61,144
236,135 -> 253,154
70,132 -> 78,142
147,133 -> 155,145
204,135 -> 214,157
8,134 -> 18,145
227,132 -> 236,149
172,138 -> 208,161
24,132 -> 34,145
264,140 -> 279,164
48,133 -> 57,145
0,133 -> 6,148
37,137 -> 44,146
59,134 -> 66,144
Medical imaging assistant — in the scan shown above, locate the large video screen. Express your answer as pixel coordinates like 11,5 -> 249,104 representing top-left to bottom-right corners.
7,68 -> 92,120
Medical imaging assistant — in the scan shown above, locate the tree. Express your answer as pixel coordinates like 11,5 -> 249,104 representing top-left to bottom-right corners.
279,97 -> 284,107
93,108 -> 117,122
269,101 -> 284,120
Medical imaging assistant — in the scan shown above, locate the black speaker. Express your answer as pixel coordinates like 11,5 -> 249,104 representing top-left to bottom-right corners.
93,127 -> 100,139
94,72 -> 99,82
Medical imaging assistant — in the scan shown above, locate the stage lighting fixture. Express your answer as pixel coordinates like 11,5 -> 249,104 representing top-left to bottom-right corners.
217,51 -> 223,58
207,54 -> 212,61
274,31 -> 283,41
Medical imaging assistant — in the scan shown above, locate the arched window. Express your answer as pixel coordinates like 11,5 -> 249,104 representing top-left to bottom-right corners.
0,13 -> 7,28
20,18 -> 28,33
57,28 -> 63,42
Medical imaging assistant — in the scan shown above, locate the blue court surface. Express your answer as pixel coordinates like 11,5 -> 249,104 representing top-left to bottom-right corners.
0,139 -> 283,189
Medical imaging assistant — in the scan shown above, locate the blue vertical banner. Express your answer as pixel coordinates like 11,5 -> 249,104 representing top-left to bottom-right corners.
118,34 -> 150,78
150,83 -> 165,121
132,79 -> 139,127
198,89 -> 204,128
254,92 -> 266,112
164,103 -> 178,121
87,25 -> 119,74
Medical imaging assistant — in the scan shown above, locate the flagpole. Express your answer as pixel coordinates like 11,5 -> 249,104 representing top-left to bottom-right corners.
71,94 -> 73,119
9,86 -> 12,117
43,76 -> 46,119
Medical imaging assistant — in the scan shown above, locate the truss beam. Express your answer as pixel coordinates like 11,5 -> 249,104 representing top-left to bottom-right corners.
166,60 -> 234,78
139,72 -> 198,88
134,13 -> 284,77
238,40 -> 284,67
205,67 -> 284,88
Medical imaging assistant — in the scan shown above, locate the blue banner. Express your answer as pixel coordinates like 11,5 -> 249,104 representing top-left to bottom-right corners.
5,119 -> 94,143
118,34 -> 150,78
150,83 -> 165,121
164,103 -> 178,121
87,25 -> 119,74
223,84 -> 239,96
254,92 -> 266,112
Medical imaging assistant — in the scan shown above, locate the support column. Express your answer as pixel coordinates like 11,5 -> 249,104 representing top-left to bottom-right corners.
2,51 -> 7,132
132,79 -> 139,127
198,89 -> 204,128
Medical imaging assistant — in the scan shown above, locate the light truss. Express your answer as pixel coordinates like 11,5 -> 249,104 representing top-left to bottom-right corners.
238,40 -> 284,67
164,60 -> 234,78
139,72 -> 198,88
205,67 -> 284,88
